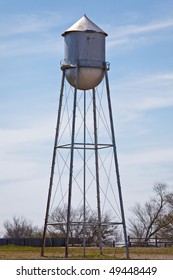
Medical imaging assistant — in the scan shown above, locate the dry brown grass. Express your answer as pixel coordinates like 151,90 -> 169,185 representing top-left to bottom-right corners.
0,245 -> 173,260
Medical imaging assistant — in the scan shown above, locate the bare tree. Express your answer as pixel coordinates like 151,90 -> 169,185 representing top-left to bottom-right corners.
128,183 -> 173,242
3,216 -> 39,238
166,192 -> 173,209
50,205 -> 88,238
49,205 -> 121,245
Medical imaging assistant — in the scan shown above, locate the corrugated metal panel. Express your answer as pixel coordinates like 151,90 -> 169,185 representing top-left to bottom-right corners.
62,15 -> 107,36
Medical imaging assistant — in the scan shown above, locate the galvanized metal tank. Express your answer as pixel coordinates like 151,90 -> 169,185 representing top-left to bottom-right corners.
61,15 -> 107,90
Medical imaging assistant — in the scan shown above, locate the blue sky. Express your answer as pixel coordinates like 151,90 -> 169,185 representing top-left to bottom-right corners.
0,0 -> 173,235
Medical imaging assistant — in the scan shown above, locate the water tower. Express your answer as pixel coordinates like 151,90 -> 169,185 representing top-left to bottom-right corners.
41,15 -> 129,258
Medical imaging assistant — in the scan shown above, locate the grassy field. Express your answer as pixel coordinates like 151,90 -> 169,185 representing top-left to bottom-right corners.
0,245 -> 173,259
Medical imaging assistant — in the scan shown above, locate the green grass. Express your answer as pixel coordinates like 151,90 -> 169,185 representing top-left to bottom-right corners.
0,245 -> 173,260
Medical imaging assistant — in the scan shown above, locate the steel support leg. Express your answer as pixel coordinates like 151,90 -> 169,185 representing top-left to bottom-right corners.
65,67 -> 78,258
41,70 -> 65,257
105,69 -> 129,258
83,90 -> 86,257
92,88 -> 103,255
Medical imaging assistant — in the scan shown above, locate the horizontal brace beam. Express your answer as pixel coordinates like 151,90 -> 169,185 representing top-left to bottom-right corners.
56,143 -> 113,150
47,222 -> 123,226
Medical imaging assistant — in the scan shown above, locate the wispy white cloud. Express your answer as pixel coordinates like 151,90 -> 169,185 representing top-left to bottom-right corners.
107,18 -> 173,48
126,73 -> 173,110
0,37 -> 62,57
0,12 -> 63,37
121,148 -> 173,166
114,18 -> 173,37
0,117 -> 55,184
119,147 -> 173,207
0,12 -> 65,57
111,71 -> 173,124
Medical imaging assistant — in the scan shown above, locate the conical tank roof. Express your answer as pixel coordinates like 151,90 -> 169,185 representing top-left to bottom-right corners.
62,15 -> 108,36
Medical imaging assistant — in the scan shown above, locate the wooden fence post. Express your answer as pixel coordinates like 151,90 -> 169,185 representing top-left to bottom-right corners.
128,236 -> 131,247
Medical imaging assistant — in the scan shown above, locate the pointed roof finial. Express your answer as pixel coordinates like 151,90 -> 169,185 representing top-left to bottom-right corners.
62,15 -> 107,36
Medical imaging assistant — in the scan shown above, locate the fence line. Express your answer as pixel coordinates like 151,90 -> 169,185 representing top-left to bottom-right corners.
128,236 -> 173,247
0,237 -> 65,247
1,236 -> 173,248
